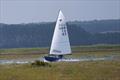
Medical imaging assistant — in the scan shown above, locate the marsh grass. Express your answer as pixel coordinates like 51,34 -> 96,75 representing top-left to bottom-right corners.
0,61 -> 120,80
0,47 -> 48,55
0,44 -> 120,59
0,45 -> 120,80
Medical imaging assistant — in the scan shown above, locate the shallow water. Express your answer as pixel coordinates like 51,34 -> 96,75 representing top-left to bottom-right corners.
0,55 -> 118,64
0,60 -> 30,64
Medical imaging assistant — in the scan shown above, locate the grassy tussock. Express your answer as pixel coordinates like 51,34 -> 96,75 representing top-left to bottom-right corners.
31,60 -> 51,67
0,61 -> 120,80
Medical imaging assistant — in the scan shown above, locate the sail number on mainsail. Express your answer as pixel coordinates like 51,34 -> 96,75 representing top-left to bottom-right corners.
59,23 -> 67,36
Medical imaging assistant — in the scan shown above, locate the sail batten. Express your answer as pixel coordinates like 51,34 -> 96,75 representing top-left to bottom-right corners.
50,10 -> 71,55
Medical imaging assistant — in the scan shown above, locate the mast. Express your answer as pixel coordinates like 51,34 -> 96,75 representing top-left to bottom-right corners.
49,10 -> 71,55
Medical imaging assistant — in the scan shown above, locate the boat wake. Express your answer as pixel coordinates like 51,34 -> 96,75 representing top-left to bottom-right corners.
59,57 -> 109,62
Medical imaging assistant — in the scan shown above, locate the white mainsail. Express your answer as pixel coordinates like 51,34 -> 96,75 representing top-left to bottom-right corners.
50,10 -> 71,55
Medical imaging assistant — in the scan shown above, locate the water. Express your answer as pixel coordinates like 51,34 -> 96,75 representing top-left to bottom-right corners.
0,55 -> 116,64
0,60 -> 30,64
59,55 -> 114,62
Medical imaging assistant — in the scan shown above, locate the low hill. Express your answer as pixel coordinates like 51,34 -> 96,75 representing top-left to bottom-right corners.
0,19 -> 120,48
71,19 -> 120,33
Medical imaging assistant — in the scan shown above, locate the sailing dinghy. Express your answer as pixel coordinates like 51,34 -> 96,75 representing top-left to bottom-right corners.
44,10 -> 71,62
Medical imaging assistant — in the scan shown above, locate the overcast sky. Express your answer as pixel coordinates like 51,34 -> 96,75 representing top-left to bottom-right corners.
0,0 -> 120,24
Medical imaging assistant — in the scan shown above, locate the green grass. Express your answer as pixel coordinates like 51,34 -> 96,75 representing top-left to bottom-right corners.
0,47 -> 48,59
0,44 -> 120,54
0,61 -> 120,80
0,47 -> 49,54
0,44 -> 120,59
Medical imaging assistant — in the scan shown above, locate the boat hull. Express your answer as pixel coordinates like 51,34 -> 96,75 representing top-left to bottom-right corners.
44,56 -> 60,62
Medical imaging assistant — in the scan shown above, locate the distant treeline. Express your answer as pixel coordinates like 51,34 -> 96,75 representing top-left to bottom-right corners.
0,19 -> 120,48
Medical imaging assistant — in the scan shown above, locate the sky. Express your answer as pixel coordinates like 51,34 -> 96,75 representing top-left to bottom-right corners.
0,0 -> 120,24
